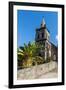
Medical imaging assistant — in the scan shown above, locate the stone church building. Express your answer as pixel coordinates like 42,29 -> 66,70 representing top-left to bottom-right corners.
35,18 -> 58,61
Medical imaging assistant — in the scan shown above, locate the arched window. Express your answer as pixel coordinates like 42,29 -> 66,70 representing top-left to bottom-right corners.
37,34 -> 39,39
42,33 -> 44,38
53,55 -> 56,60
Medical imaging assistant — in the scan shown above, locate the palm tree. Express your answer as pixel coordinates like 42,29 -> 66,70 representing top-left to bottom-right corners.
18,43 -> 32,68
17,42 -> 44,68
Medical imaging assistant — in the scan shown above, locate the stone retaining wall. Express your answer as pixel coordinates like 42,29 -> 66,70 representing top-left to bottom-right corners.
17,61 -> 58,79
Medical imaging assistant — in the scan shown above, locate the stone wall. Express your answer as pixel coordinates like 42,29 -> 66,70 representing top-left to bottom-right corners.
17,61 -> 58,80
51,43 -> 58,61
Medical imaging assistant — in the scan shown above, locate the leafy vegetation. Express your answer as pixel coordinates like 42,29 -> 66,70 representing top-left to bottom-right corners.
17,42 -> 51,69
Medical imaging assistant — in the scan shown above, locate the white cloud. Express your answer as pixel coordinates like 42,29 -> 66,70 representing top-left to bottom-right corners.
56,35 -> 58,41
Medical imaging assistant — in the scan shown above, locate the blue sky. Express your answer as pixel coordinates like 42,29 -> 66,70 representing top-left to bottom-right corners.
17,10 -> 58,47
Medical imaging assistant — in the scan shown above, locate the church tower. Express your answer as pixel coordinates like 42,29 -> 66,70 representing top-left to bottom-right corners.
35,17 -> 51,60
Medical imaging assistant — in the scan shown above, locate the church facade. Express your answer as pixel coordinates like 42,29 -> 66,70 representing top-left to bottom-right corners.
35,18 -> 58,61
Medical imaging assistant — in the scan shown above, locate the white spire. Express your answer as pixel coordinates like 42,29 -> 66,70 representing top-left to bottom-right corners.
41,17 -> 45,27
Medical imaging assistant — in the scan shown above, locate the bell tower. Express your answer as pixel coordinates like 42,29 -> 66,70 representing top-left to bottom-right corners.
35,17 -> 51,60
35,17 -> 50,43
